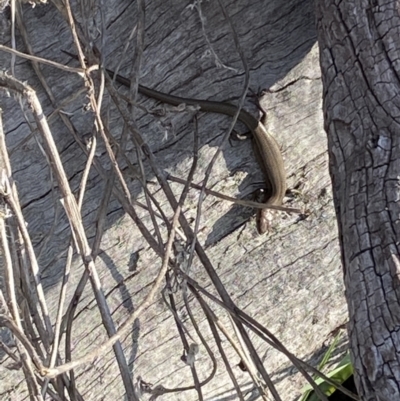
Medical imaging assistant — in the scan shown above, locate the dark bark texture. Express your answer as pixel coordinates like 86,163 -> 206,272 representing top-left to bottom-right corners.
316,1 -> 400,400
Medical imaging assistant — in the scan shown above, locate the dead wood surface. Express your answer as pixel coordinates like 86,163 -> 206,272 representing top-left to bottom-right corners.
0,1 -> 347,400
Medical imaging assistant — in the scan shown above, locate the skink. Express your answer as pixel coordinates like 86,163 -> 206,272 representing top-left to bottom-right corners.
108,70 -> 286,233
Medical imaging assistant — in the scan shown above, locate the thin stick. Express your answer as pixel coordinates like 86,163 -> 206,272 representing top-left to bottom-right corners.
168,174 -> 302,213
45,202 -> 182,378
0,44 -> 86,75
62,1 -> 138,398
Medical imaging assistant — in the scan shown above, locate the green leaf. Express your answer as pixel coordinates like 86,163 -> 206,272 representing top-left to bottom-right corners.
304,359 -> 353,400
300,331 -> 353,401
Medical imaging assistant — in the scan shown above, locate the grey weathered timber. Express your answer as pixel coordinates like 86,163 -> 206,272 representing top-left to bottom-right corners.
0,1 -> 345,400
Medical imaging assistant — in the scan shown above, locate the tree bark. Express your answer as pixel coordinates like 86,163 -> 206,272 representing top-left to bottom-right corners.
316,1 -> 400,400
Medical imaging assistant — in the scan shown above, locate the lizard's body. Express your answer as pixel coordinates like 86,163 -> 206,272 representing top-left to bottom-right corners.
109,70 -> 286,233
